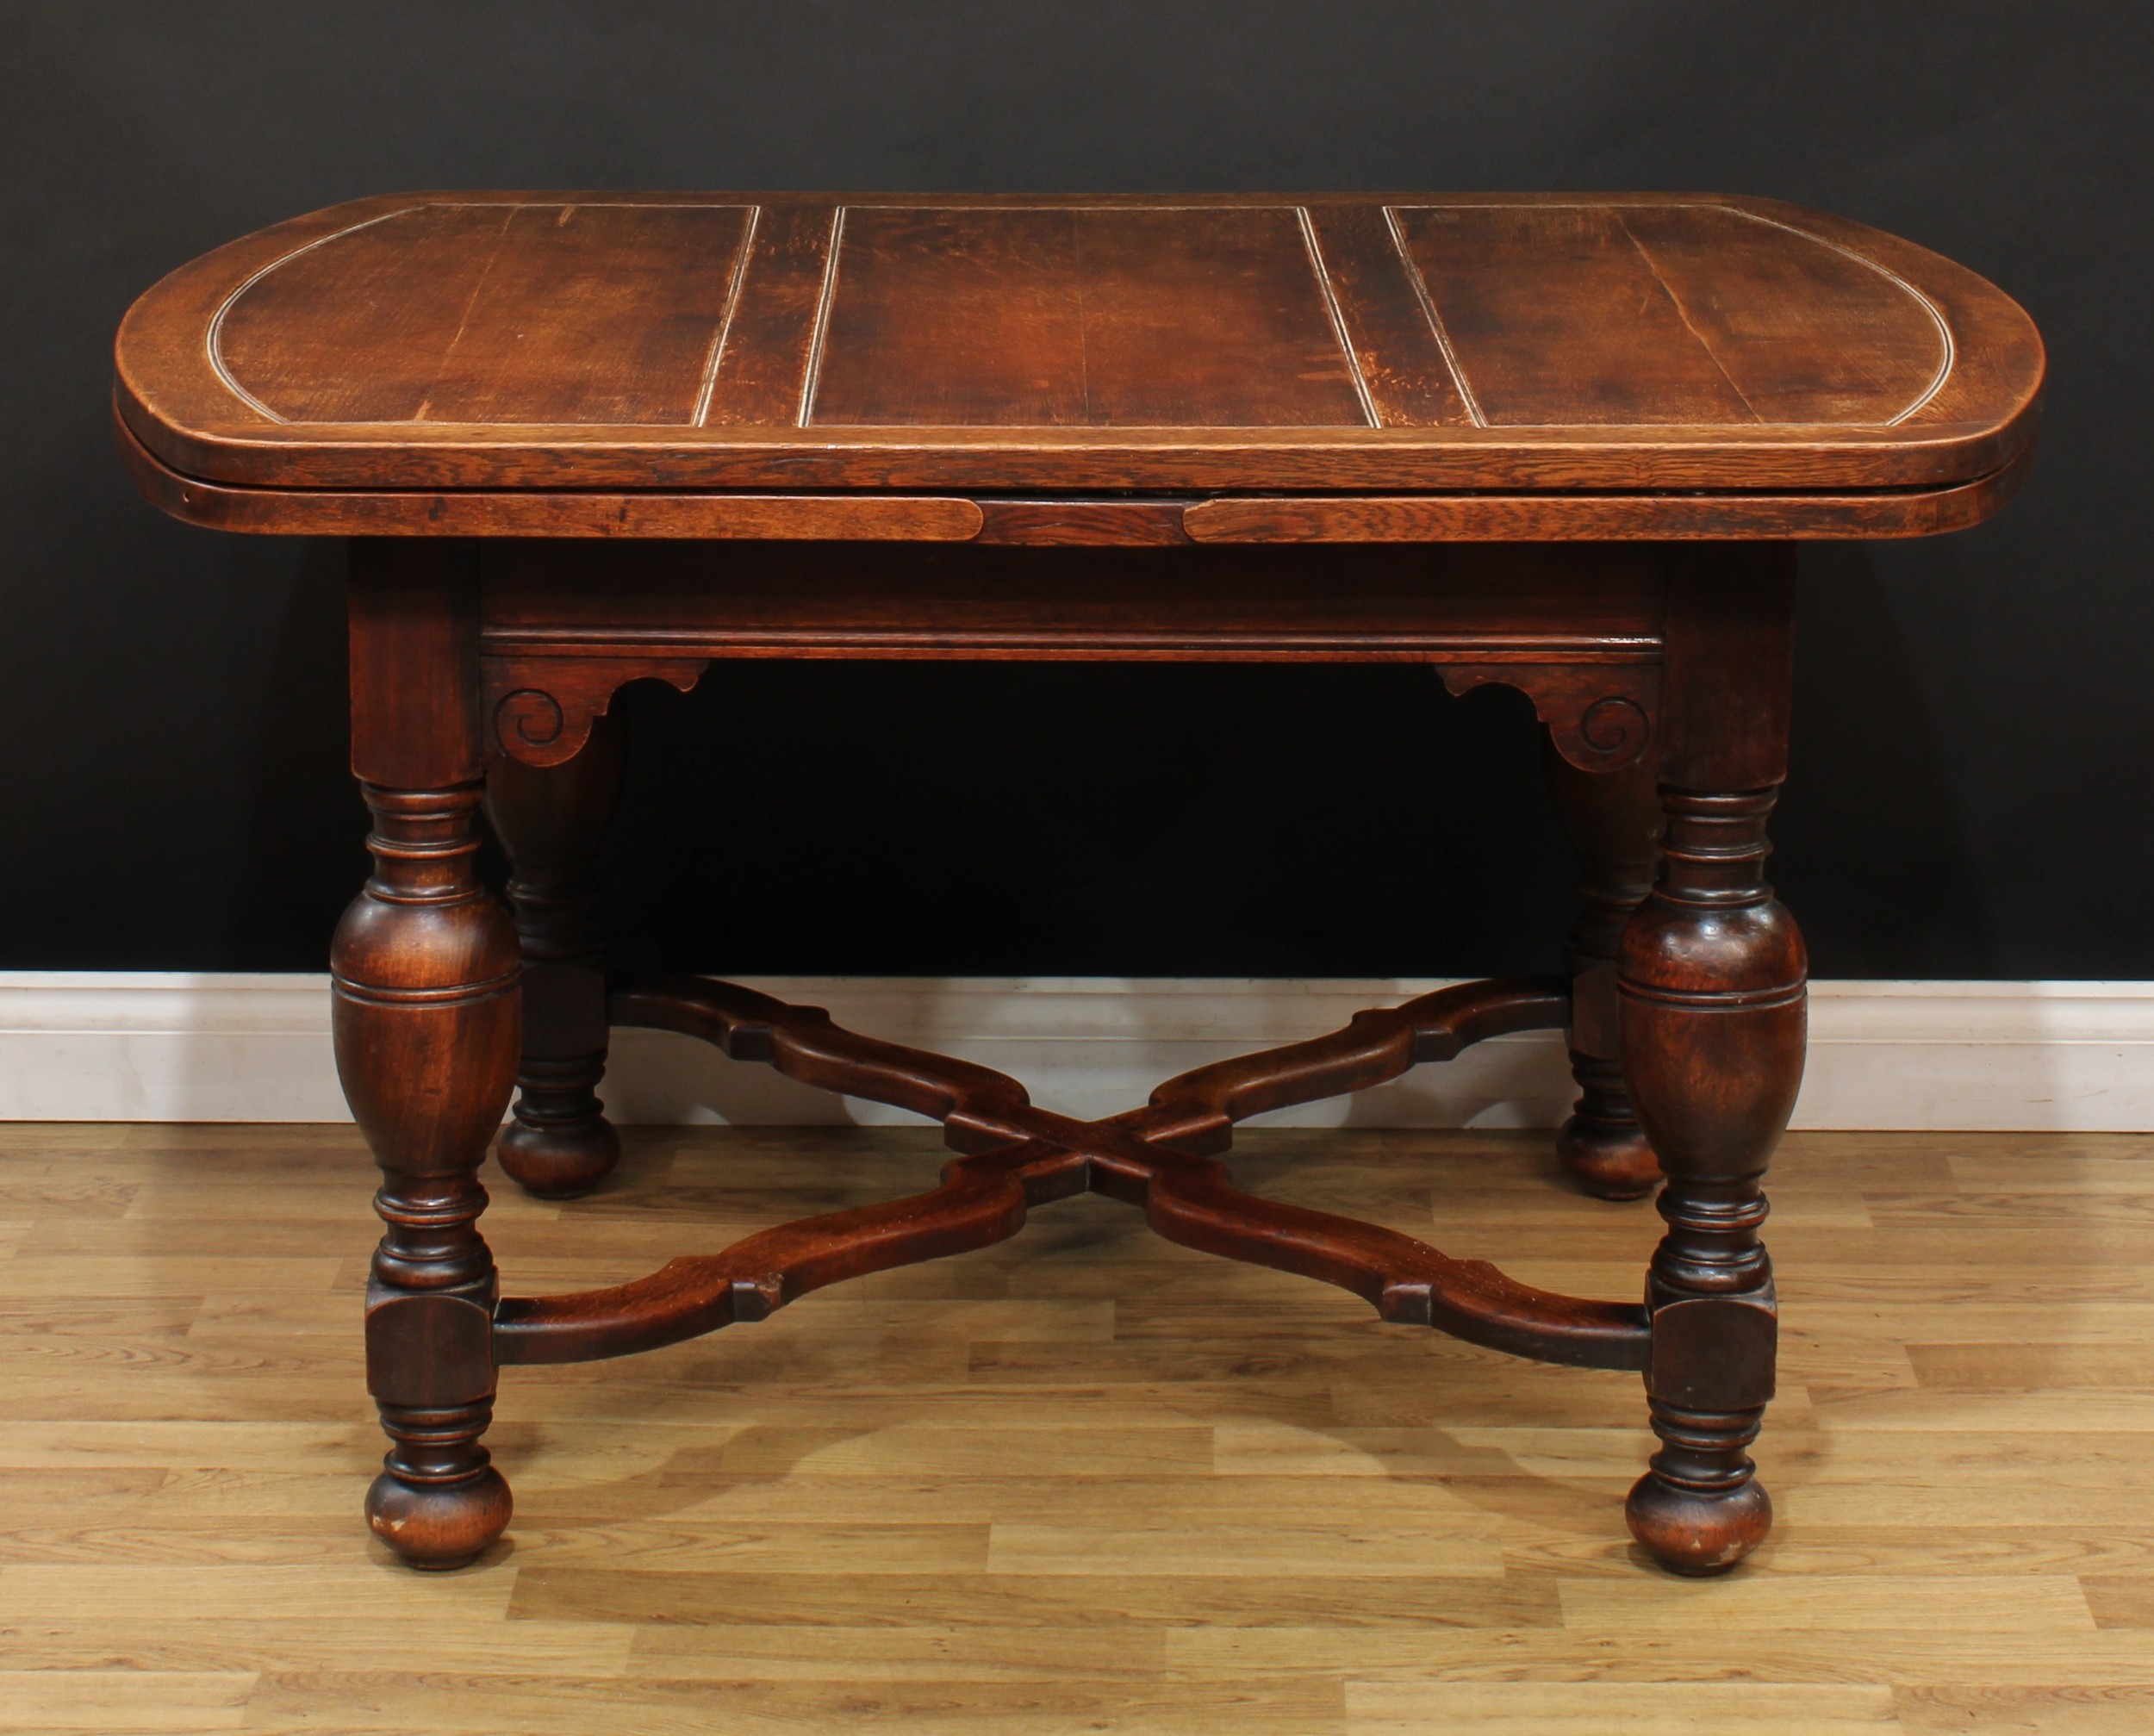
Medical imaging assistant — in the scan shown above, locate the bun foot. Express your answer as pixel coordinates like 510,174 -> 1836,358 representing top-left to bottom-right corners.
1555,1112 -> 1661,1201
1625,1466 -> 1771,1576
496,1111 -> 619,1198
366,1464 -> 513,1571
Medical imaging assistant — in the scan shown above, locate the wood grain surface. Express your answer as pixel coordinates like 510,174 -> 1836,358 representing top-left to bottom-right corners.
805,206 -> 1374,429
3,1122 -> 2149,1733
114,191 -> 2044,519
114,410 -> 2033,543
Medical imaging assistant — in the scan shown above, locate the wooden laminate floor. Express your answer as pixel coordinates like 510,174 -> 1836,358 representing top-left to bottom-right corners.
3,1122 -> 2152,1733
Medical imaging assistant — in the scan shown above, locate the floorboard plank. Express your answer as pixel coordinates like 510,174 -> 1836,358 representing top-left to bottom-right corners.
3,1123 -> 2152,1733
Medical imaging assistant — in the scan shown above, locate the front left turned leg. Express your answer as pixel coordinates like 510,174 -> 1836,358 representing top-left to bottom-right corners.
338,540 -> 520,1570
336,781 -> 521,1568
1619,782 -> 1804,1574
486,712 -> 625,1198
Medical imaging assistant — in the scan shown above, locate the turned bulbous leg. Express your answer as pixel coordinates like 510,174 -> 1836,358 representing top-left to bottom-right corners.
1554,1058 -> 1659,1199
337,781 -> 521,1569
1625,1402 -> 1772,1574
1544,739 -> 1663,1200
495,1069 -> 619,1198
1618,783 -> 1803,1575
486,714 -> 625,1198
339,541 -> 521,1570
364,1415 -> 515,1571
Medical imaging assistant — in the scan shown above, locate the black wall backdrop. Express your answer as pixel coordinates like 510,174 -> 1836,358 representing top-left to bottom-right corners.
3,2 -> 2146,979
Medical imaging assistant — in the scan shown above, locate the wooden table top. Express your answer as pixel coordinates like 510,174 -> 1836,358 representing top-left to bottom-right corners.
115,192 -> 2043,542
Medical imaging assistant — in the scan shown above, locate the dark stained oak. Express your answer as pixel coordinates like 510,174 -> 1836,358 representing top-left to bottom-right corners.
213,202 -> 758,426
469,539 -> 1672,771
1390,204 -> 1756,426
484,712 -> 624,1199
1301,203 -> 1477,429
109,189 -> 2042,1580
493,973 -> 1650,1372
116,190 -> 2042,509
1616,547 -> 1806,1574
336,542 -> 520,1571
1545,737 -> 1665,1201
1610,203 -> 1954,422
1387,202 -> 1953,427
114,411 -> 2033,543
806,205 -> 1373,428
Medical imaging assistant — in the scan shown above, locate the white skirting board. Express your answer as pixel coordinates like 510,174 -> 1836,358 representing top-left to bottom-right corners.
0,974 -> 2149,1131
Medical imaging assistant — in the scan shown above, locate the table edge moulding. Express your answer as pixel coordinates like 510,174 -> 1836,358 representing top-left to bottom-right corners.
111,189 -> 2044,1580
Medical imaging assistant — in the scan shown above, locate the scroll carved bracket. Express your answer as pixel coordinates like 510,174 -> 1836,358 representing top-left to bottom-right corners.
482,656 -> 711,768
1439,662 -> 1661,774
